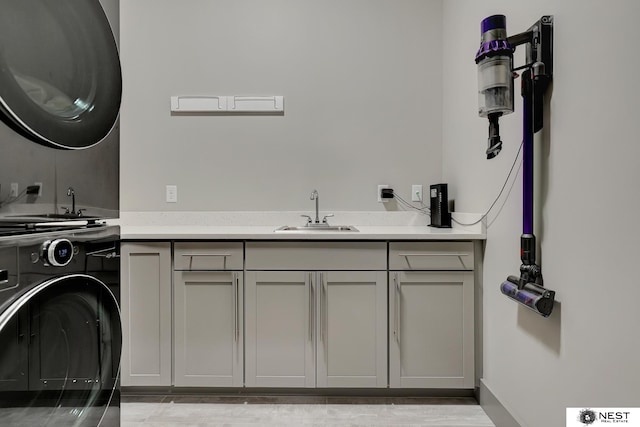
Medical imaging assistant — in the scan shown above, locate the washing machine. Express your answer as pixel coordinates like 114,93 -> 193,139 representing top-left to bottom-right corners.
0,224 -> 121,426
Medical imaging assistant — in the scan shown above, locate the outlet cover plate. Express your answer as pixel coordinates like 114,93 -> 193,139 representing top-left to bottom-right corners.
166,185 -> 178,203
378,184 -> 389,203
412,184 -> 423,202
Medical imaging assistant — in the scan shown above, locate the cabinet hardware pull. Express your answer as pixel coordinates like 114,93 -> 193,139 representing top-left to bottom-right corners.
321,272 -> 328,363
309,272 -> 313,341
393,273 -> 397,341
394,273 -> 401,344
233,273 -> 238,342
397,253 -> 469,269
181,253 -> 230,270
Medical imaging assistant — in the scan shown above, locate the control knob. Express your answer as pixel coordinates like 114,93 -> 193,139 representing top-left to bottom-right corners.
41,239 -> 74,267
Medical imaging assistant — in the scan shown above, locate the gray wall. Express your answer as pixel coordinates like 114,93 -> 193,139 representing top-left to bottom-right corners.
443,1 -> 640,426
120,0 -> 443,212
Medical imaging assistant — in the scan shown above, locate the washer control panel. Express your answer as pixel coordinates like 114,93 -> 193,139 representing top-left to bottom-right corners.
41,239 -> 74,267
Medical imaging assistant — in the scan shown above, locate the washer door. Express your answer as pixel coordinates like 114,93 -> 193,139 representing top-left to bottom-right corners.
0,274 -> 121,426
0,0 -> 121,149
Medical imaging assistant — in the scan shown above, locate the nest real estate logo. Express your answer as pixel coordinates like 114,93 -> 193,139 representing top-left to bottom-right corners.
567,408 -> 639,426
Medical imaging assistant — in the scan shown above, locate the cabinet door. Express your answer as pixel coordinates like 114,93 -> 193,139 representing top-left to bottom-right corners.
120,242 -> 172,386
174,271 -> 243,387
316,271 -> 387,388
245,271 -> 315,387
389,271 -> 474,388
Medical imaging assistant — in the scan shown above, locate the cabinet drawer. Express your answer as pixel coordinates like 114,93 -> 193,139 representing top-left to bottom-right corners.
389,242 -> 474,271
174,242 -> 243,271
245,242 -> 386,270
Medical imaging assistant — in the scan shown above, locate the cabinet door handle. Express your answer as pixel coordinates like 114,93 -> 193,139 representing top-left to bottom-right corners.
394,273 -> 401,344
321,272 -> 327,348
309,272 -> 314,341
232,273 -> 237,342
397,253 -> 469,269
393,273 -> 397,342
181,253 -> 230,270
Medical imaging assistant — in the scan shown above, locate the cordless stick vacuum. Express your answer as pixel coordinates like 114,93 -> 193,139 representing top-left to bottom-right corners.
475,15 -> 556,317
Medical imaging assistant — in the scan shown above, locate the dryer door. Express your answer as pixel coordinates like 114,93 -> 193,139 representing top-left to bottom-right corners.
0,0 -> 121,149
0,274 -> 121,426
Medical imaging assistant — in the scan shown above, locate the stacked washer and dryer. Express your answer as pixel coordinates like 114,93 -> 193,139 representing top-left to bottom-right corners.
0,1 -> 123,426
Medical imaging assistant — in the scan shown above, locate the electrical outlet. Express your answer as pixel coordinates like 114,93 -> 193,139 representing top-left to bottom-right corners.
10,183 -> 18,198
378,184 -> 389,203
34,182 -> 43,197
412,184 -> 423,202
166,185 -> 178,203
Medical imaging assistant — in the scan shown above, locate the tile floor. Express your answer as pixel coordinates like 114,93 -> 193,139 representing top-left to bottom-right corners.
122,395 -> 496,427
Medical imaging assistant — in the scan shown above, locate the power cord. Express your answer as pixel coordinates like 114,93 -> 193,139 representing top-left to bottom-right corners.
451,141 -> 524,227
0,188 -> 29,207
393,193 -> 430,216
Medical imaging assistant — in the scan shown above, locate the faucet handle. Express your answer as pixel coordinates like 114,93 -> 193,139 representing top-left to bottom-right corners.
300,215 -> 313,225
60,206 -> 70,214
322,214 -> 334,224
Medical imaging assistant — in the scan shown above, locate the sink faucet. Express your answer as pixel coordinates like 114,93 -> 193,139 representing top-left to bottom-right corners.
310,190 -> 320,224
67,187 -> 76,214
61,187 -> 84,216
301,190 -> 334,226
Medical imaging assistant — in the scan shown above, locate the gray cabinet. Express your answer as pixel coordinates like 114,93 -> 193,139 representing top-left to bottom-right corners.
245,242 -> 387,388
120,242 -> 172,386
173,242 -> 244,387
389,242 -> 475,389
120,238 -> 477,391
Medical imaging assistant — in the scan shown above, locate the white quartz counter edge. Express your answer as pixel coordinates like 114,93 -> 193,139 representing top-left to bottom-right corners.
119,225 -> 485,240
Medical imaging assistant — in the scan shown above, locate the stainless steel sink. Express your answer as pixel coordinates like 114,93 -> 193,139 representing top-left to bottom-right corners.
275,225 -> 359,232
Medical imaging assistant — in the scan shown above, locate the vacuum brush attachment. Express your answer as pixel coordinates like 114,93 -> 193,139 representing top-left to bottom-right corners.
500,275 -> 555,317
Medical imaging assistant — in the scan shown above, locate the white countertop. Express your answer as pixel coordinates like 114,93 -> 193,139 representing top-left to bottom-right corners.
113,211 -> 486,240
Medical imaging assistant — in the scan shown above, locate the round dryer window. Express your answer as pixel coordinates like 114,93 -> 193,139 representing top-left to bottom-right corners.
0,0 -> 121,149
